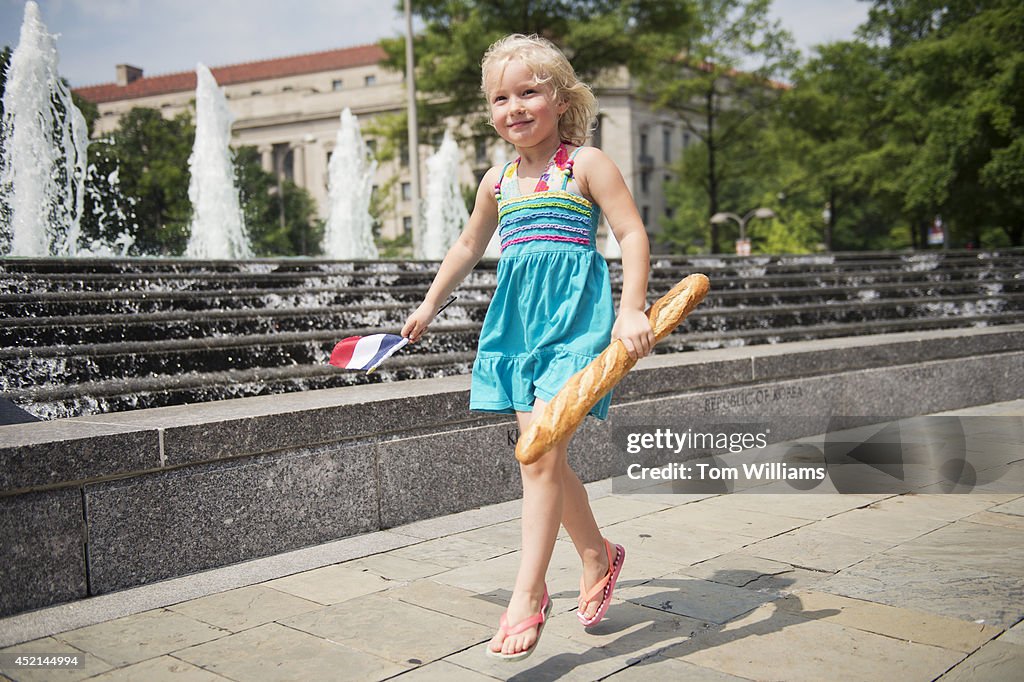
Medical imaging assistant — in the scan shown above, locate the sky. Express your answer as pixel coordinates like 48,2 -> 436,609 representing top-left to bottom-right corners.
1,0 -> 870,88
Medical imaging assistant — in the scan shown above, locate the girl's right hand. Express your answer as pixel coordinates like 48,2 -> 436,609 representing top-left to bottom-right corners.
401,301 -> 439,343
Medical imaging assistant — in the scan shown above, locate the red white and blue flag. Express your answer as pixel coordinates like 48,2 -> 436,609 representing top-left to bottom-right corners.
329,333 -> 409,374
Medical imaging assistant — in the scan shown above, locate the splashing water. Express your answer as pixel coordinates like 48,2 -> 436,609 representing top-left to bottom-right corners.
0,2 -> 86,256
322,108 -> 378,259
184,64 -> 251,259
417,130 -> 467,260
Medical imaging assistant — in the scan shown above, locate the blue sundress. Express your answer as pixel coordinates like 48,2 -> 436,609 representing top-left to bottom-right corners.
469,143 -> 616,420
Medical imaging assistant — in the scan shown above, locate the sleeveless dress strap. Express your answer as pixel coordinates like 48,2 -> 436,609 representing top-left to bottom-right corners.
494,161 -> 517,202
561,146 -> 583,191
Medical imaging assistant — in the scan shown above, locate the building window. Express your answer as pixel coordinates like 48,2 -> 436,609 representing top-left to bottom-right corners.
641,206 -> 650,224
399,143 -> 409,167
332,79 -> 343,91
475,138 -> 488,165
683,132 -> 691,149
640,131 -> 649,157
592,115 -> 603,149
366,139 -> 377,154
365,74 -> 377,87
640,171 -> 650,194
665,206 -> 675,219
401,182 -> 412,201
663,127 -> 672,164
403,216 -> 412,233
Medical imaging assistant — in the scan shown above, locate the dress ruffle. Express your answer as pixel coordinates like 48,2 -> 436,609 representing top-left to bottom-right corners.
470,347 -> 613,420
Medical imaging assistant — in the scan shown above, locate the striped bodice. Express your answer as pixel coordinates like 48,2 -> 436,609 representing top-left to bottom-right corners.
494,144 -> 600,256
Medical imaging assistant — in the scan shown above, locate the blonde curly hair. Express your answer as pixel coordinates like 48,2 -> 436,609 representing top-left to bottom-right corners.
481,34 -> 597,147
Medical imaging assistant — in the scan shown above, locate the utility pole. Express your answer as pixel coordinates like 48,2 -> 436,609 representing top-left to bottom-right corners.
404,0 -> 420,248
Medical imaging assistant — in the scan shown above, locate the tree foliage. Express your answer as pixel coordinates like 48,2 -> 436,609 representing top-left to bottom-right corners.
86,108 -> 319,256
652,0 -> 798,253
379,1 -> 693,136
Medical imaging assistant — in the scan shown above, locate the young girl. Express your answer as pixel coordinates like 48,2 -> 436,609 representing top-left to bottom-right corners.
401,34 -> 654,661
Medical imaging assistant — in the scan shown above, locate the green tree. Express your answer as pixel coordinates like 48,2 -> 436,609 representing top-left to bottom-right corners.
774,40 -> 909,251
234,145 -> 322,256
379,1 -> 693,139
94,108 -> 194,255
653,0 -> 798,253
860,0 -> 1024,247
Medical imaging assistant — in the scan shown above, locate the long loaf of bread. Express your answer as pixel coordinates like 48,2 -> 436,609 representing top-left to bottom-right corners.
515,273 -> 711,464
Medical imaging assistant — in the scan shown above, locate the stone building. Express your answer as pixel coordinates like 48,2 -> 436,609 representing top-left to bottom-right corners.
75,43 -> 690,250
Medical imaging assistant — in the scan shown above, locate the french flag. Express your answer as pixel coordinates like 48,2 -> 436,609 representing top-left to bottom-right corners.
329,334 -> 409,373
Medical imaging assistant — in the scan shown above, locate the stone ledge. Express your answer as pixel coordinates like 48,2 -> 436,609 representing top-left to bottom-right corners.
2,325 -> 1022,494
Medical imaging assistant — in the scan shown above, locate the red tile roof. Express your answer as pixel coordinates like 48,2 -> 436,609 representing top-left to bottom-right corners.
74,43 -> 388,104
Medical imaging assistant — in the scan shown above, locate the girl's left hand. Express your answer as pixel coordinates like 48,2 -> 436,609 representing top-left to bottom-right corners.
612,307 -> 656,361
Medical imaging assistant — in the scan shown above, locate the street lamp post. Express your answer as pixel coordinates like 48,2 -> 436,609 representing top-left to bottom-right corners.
710,207 -> 776,255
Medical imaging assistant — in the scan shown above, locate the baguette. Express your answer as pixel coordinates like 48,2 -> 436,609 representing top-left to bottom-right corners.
515,273 -> 711,464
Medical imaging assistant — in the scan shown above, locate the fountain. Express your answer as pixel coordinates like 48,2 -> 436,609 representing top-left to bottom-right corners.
184,64 -> 252,259
417,129 -> 468,260
321,108 -> 378,259
0,1 -> 135,257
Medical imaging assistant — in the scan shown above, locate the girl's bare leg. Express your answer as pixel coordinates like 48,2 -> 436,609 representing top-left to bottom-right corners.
559,459 -> 610,620
488,398 -> 567,656
488,397 -> 609,654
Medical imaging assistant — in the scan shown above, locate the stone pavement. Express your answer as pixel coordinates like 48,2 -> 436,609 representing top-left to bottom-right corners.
1,401 -> 1022,681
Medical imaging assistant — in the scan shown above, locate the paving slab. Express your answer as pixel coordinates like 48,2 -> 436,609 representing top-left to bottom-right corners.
444,630 -> 629,682
737,526 -> 891,572
600,515 -> 752,567
543,600 -> 701,659
774,590 -> 1001,652
430,541 -> 587,613
936,639 -> 1024,681
617,574 -> 776,625
390,659 -> 499,680
260,563 -> 394,605
818,554 -> 1024,628
691,492 -> 881,521
603,655 -> 751,681
279,592 -> 492,667
381,580 -> 506,628
346,552 -> 449,581
55,609 -> 226,667
863,493 -> 998,522
388,535 -> 510,569
594,544 -> 692,585
662,603 -> 966,682
885,521 -> 1024,578
805,504 -> 950,544
650,501 -> 810,539
167,584 -> 320,633
454,519 -> 525,550
679,553 -> 829,594
961,509 -> 1024,530
990,496 -> 1024,516
0,636 -> 112,681
998,619 -> 1024,646
84,655 -> 233,681
174,622 -> 406,681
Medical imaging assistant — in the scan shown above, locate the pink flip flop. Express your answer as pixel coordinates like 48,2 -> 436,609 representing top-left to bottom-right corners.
577,538 -> 625,627
486,587 -> 552,662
